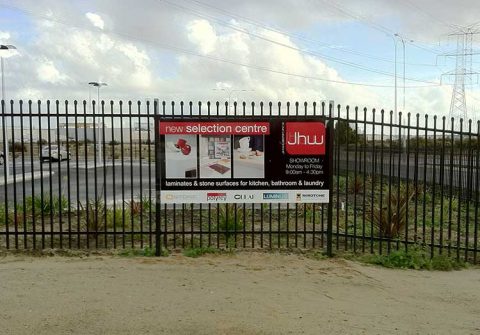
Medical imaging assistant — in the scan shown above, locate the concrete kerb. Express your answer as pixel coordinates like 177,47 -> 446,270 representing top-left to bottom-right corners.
0,171 -> 54,186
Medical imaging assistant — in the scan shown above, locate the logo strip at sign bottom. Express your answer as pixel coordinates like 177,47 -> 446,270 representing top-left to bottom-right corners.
162,190 -> 329,204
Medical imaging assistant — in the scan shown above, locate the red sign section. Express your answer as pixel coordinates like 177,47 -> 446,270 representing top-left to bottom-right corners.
285,122 -> 326,155
159,122 -> 270,135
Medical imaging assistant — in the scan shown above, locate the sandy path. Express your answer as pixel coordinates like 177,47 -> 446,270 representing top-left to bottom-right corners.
0,252 -> 479,335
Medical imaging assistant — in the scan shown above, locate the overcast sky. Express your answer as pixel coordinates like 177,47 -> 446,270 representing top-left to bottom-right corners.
1,0 -> 480,118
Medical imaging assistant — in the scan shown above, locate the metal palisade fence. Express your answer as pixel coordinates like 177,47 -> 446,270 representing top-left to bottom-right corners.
0,99 -> 479,263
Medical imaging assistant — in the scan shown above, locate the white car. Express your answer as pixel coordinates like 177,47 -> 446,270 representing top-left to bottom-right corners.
41,145 -> 70,162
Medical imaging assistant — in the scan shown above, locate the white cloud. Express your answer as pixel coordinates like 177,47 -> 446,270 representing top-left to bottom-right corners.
116,43 -> 152,89
4,0 -> 468,119
86,12 -> 105,30
180,18 -> 382,109
15,87 -> 44,100
8,12 -> 155,98
187,20 -> 217,54
0,31 -> 11,41
36,59 -> 69,84
68,31 -> 100,67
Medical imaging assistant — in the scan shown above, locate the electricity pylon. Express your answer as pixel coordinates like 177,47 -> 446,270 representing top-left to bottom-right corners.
442,26 -> 480,124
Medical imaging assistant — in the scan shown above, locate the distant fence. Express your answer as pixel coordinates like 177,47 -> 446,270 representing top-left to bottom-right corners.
0,100 -> 479,263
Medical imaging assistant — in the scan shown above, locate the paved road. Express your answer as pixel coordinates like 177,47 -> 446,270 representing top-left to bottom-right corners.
337,152 -> 479,193
0,159 -> 155,206
1,151 -> 478,207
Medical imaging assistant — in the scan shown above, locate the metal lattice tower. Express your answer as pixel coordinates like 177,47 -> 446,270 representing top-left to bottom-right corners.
449,33 -> 467,120
442,27 -> 480,122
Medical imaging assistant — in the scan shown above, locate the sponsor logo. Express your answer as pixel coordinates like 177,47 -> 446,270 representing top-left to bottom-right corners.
285,122 -> 326,155
234,194 -> 255,200
207,192 -> 227,201
298,193 -> 326,202
164,193 -> 197,201
263,192 -> 289,200
301,193 -> 325,198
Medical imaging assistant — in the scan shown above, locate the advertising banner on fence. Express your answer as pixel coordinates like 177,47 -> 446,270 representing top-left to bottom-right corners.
157,118 -> 330,204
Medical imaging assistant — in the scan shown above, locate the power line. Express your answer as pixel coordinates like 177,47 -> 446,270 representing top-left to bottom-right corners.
316,0 -> 391,35
315,0 -> 446,56
399,0 -> 458,31
157,0 -> 395,77
155,0 -> 440,84
0,2 -> 440,89
180,0 -> 438,67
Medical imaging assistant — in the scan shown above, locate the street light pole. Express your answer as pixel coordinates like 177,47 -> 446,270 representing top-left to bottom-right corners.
391,35 -> 398,116
394,34 -> 414,112
212,88 -> 255,114
393,34 -> 413,154
227,89 -> 244,114
1,56 -> 5,102
88,81 -> 107,165
402,40 -> 406,112
1,57 -> 6,180
1,44 -> 17,181
88,85 -> 92,113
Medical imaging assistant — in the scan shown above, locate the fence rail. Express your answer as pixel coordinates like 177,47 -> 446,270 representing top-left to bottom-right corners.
0,100 -> 479,263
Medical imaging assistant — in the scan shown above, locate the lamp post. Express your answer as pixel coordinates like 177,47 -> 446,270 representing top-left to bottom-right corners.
88,81 -> 107,164
212,88 -> 255,114
1,44 -> 17,181
394,34 -> 414,112
390,36 -> 398,116
394,34 -> 413,154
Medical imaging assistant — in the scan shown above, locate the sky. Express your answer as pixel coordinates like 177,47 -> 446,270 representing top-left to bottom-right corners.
1,0 -> 480,119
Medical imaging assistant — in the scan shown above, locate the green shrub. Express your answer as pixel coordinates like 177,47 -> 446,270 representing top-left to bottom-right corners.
25,194 -> 70,215
348,175 -> 366,195
79,196 -> 105,233
106,207 -> 128,228
118,246 -> 160,257
430,253 -> 466,271
334,176 -> 346,191
9,142 -> 26,153
216,204 -> 248,243
363,246 -> 466,271
0,204 -> 5,225
335,120 -> 359,145
183,246 -> 218,258
367,249 -> 430,270
140,196 -> 152,212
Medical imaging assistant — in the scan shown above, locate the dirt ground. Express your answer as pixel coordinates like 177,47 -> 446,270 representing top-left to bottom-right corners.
0,252 -> 479,335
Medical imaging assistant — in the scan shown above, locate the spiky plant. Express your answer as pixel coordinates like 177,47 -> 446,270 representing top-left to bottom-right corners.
369,183 -> 418,238
216,204 -> 249,244
347,175 -> 365,195
79,196 -> 105,234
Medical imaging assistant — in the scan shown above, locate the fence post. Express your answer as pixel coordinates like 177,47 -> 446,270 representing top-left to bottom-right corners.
154,100 -> 162,256
326,119 -> 334,257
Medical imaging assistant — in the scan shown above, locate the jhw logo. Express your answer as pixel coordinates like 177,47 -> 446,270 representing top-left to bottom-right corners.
285,122 -> 326,155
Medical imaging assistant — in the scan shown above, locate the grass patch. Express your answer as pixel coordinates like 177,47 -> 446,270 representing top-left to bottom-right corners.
361,246 -> 467,271
118,246 -> 161,257
429,253 -> 466,271
307,250 -> 329,261
183,246 -> 218,258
